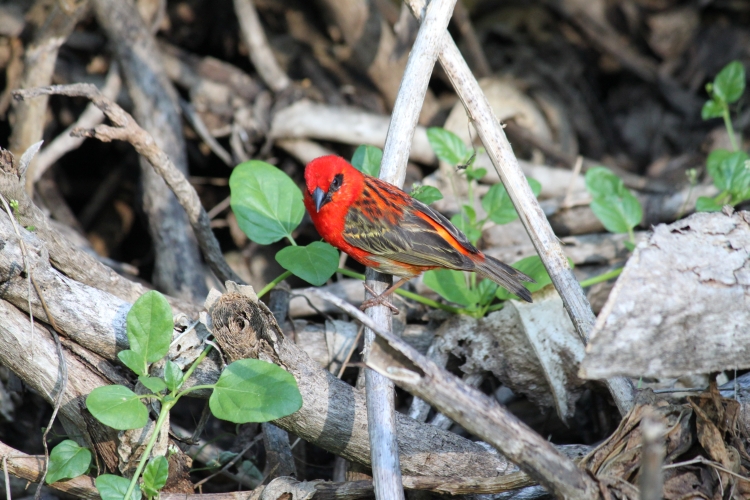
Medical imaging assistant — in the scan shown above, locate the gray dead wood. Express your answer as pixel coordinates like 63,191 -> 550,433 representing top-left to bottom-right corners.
91,0 -> 206,302
270,100 -> 436,164
363,0 -> 458,496
639,410 -> 666,500
33,65 -> 122,182
233,0 -> 291,92
206,290 -> 524,478
305,288 -> 599,500
0,150 -> 201,317
8,0 -> 88,191
12,84 -> 243,289
315,0 -> 438,122
404,0 -> 634,416
0,298 -> 120,470
581,210 -> 750,379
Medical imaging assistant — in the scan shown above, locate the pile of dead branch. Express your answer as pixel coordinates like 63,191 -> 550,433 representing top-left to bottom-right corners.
1,0 -> 750,499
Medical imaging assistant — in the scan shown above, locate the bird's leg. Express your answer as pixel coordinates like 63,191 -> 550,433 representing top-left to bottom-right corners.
360,277 -> 411,314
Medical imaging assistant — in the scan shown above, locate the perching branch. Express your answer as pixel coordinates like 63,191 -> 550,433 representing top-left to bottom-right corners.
12,84 -> 244,287
364,0 -> 457,497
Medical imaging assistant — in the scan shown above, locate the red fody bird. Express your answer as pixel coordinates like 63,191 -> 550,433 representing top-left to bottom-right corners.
303,155 -> 534,310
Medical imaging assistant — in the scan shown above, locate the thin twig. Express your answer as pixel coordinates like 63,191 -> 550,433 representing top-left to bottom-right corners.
306,287 -> 598,500
179,98 -> 233,166
337,325 -> 364,378
193,434 -> 263,488
12,84 -> 244,286
663,456 -> 750,482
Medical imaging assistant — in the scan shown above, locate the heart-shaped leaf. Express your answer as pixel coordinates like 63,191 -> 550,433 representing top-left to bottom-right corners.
95,474 -> 141,500
230,161 -> 305,244
351,145 -> 383,177
423,269 -> 477,307
86,385 -> 149,430
275,242 -> 339,286
210,359 -> 302,423
46,440 -> 91,484
126,290 -> 173,366
713,61 -> 746,104
427,127 -> 471,166
410,184 -> 443,205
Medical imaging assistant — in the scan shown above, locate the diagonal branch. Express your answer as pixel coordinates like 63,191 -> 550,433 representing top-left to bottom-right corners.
403,0 -> 634,416
12,84 -> 244,287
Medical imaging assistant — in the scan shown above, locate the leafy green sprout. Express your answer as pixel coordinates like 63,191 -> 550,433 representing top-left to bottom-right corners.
699,60 -> 750,212
47,290 -> 302,499
584,167 -> 643,250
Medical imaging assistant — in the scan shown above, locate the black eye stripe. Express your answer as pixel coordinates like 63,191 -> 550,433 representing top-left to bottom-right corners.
329,173 -> 344,193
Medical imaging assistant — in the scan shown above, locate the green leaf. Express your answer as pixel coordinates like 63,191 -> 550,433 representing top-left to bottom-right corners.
465,167 -> 486,181
142,456 -> 169,498
240,460 -> 264,488
482,178 -> 541,225
210,359 -> 303,423
275,241 -> 339,286
138,376 -> 167,393
476,279 -> 499,307
706,150 -> 750,196
585,168 -> 642,234
623,240 -> 636,252
427,127 -> 471,166
163,360 -> 183,392
495,255 -> 572,301
450,212 -> 482,245
590,195 -> 642,234
713,61 -> 746,104
701,99 -> 725,120
127,291 -> 173,365
423,269 -> 476,307
46,440 -> 91,484
95,474 -> 141,500
351,145 -> 383,177
117,350 -> 146,377
584,167 -> 621,198
86,385 -> 149,430
230,161 -> 305,244
696,196 -> 724,212
410,184 -> 443,205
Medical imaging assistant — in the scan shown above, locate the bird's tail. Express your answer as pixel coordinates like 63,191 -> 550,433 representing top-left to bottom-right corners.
474,254 -> 535,302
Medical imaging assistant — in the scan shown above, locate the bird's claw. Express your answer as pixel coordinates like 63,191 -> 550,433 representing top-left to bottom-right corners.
360,284 -> 399,314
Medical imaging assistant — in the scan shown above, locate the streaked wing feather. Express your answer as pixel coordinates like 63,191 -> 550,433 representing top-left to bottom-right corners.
343,178 -> 474,270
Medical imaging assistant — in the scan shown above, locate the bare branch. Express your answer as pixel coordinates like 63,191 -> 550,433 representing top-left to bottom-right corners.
12,84 -> 244,287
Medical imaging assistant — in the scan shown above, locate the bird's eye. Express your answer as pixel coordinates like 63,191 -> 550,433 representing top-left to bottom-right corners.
330,174 -> 343,191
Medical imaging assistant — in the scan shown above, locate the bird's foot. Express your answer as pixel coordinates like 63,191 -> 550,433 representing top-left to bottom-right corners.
360,283 -> 399,314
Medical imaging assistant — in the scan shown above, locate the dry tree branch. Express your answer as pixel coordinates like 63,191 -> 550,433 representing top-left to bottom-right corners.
32,63 -> 122,182
12,84 -> 244,287
233,0 -> 291,92
92,0 -> 206,301
305,288 -> 599,500
7,0 -> 89,193
364,0 -> 457,497
404,0 -> 635,416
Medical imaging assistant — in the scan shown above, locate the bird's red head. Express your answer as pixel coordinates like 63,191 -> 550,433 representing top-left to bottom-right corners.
304,155 -> 364,214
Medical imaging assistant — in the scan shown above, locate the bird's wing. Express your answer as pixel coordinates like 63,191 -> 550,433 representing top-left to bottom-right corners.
342,177 -> 477,270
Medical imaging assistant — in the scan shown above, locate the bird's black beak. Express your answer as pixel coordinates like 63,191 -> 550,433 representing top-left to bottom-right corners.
312,187 -> 326,212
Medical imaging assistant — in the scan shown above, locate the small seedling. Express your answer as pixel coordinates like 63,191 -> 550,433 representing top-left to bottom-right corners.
49,290 -> 303,499
584,167 -> 643,250
699,60 -> 750,211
